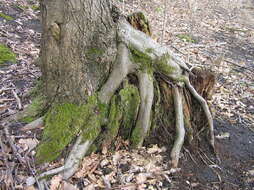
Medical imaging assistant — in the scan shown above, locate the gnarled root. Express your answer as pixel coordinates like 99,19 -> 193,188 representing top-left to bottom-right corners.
36,43 -> 134,183
21,117 -> 44,131
36,137 -> 93,183
32,19 -> 215,185
184,75 -> 215,150
62,137 -> 93,179
170,86 -> 185,168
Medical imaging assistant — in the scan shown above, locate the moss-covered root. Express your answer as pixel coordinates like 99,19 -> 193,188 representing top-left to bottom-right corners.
184,75 -> 215,150
62,136 -> 93,179
170,86 -> 185,168
20,117 -> 44,131
37,137 -> 93,180
131,72 -> 154,147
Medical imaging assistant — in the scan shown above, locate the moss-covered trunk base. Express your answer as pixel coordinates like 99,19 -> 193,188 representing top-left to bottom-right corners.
26,12 -> 216,186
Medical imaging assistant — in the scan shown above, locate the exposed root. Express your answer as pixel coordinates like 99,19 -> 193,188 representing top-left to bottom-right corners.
33,18 -> 215,185
36,43 -> 134,182
98,43 -> 135,104
62,137 -> 93,179
38,166 -> 65,179
184,75 -> 215,149
35,136 -> 93,183
170,86 -> 185,168
20,117 -> 44,131
131,72 -> 154,147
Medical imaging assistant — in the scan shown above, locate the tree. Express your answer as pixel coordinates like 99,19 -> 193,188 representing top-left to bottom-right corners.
26,0 -> 215,183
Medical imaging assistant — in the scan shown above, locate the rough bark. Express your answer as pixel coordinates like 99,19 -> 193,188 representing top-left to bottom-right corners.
40,0 -> 117,103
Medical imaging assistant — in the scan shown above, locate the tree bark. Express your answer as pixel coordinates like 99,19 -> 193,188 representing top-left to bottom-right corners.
40,0 -> 117,103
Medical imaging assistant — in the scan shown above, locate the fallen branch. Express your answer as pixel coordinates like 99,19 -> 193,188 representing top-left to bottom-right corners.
12,89 -> 22,110
3,124 -> 26,165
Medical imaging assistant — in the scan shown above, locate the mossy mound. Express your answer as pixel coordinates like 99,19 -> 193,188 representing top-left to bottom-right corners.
36,95 -> 108,164
0,44 -> 16,65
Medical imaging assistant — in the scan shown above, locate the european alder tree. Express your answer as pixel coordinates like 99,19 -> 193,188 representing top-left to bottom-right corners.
25,0 -> 216,181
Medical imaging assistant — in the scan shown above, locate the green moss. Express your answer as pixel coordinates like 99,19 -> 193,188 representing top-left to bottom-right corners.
21,79 -> 44,123
36,103 -> 80,164
129,46 -> 154,74
155,7 -> 163,13
130,121 -> 144,148
36,95 -> 107,164
79,95 -> 107,142
102,83 -> 140,146
119,83 -> 140,139
28,79 -> 43,98
86,48 -> 105,59
103,96 -> 122,145
176,34 -> 197,43
0,44 -> 16,65
31,5 -> 40,11
155,53 -> 175,75
151,80 -> 161,131
145,48 -> 154,54
86,144 -> 98,155
20,96 -> 45,123
0,13 -> 14,21
16,5 -> 29,10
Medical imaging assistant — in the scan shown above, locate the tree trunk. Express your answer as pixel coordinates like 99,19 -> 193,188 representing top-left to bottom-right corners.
40,0 -> 117,103
29,0 -> 216,184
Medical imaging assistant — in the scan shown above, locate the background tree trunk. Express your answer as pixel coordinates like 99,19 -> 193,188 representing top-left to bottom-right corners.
40,0 -> 117,104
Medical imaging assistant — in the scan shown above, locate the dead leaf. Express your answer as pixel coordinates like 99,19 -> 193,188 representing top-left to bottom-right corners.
50,175 -> 62,190
18,138 -> 39,152
84,184 -> 95,190
147,144 -> 162,154
62,181 -> 78,190
112,151 -> 121,165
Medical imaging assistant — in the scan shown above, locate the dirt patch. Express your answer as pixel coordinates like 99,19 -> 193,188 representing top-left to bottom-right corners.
171,120 -> 254,190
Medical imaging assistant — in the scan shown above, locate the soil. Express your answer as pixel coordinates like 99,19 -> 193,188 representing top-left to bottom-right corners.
173,120 -> 254,190
0,0 -> 253,189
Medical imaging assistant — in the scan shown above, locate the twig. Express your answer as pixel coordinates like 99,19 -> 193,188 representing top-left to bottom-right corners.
183,147 -> 197,165
11,89 -> 22,110
0,131 -> 15,190
161,0 -> 168,44
0,98 -> 15,103
198,151 -> 222,182
111,183 -> 138,189
3,124 -> 26,165
0,88 -> 14,94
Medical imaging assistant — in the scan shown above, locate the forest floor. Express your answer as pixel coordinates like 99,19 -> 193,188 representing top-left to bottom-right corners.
0,0 -> 253,189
